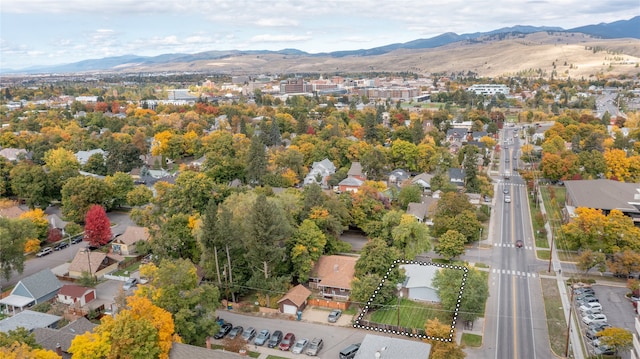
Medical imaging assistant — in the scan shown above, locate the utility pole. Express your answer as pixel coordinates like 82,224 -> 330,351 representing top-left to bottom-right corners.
548,224 -> 555,273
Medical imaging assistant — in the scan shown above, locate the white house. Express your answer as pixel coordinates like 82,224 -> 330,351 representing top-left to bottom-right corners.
399,264 -> 440,303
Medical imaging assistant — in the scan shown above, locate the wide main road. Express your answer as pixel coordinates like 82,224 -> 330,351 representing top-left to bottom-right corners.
485,128 -> 551,359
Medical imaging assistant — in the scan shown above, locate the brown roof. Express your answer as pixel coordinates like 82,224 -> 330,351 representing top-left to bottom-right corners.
170,343 -> 243,359
0,205 -> 25,219
58,284 -> 93,298
310,255 -> 357,290
277,284 -> 311,307
114,226 -> 149,246
68,250 -> 107,275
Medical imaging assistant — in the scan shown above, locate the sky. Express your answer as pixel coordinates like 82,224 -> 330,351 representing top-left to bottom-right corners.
1,0 -> 638,70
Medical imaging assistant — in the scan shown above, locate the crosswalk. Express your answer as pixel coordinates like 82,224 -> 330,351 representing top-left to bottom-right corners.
494,242 -> 533,250
491,268 -> 537,278
498,181 -> 526,188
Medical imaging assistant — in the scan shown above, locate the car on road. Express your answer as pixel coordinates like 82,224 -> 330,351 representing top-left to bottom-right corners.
503,187 -> 509,194
328,309 -> 342,323
582,313 -> 607,325
279,332 -> 295,351
339,343 -> 361,359
504,195 -> 511,203
228,326 -> 243,339
54,241 -> 69,251
305,337 -> 323,356
515,240 -> 523,248
36,247 -> 53,257
268,330 -> 283,348
254,329 -> 270,346
214,322 -> 233,339
241,327 -> 256,342
291,338 -> 309,354
122,278 -> 138,291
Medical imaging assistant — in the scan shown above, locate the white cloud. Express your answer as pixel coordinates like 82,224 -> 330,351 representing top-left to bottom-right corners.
255,18 -> 299,27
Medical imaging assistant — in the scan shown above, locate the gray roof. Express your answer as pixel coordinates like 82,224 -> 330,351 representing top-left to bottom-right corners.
34,317 -> 97,354
0,310 -> 61,332
564,179 -> 640,213
401,264 -> 439,291
347,162 -> 363,177
411,172 -> 434,186
407,202 -> 429,220
353,334 -> 431,359
17,269 -> 62,301
338,177 -> 364,187
170,343 -> 244,359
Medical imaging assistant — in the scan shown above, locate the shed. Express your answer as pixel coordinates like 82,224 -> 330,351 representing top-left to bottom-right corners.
57,285 -> 96,307
277,284 -> 311,315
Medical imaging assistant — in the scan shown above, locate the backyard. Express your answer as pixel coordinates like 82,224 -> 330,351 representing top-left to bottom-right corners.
369,297 -> 451,330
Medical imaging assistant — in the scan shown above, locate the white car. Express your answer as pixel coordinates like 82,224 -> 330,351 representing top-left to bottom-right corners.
291,338 -> 308,354
122,278 -> 138,291
580,308 -> 602,317
579,302 -> 602,313
582,313 -> 607,325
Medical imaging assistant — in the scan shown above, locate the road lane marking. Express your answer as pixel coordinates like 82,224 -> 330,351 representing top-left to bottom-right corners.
513,275 -> 518,359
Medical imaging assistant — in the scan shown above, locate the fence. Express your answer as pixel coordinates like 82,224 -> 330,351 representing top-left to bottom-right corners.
104,274 -> 129,282
357,319 -> 426,336
308,298 -> 350,310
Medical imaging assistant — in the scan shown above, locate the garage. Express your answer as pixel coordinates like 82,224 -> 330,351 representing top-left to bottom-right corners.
282,304 -> 297,315
277,284 -> 311,315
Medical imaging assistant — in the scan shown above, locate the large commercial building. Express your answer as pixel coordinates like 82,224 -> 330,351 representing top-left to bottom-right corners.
467,84 -> 510,96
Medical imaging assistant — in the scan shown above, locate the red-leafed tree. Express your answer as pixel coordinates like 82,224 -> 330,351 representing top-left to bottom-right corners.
84,205 -> 112,247
47,228 -> 63,243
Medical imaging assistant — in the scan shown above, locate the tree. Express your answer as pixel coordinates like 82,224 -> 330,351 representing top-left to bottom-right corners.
0,327 -> 41,349
84,205 -> 112,247
0,342 -> 61,359
19,209 -> 49,242
434,192 -> 474,218
289,219 -> 327,282
608,250 -> 640,277
398,184 -> 422,209
390,215 -> 431,259
127,185 -> 153,207
105,172 -> 134,208
0,217 -> 36,280
61,176 -> 112,223
435,230 -> 466,260
246,136 -> 267,185
69,296 -> 179,359
461,145 -> 481,192
576,249 -> 607,273
604,148 -> 630,181
596,327 -> 633,354
83,152 -> 107,176
424,318 -> 466,359
433,267 -> 488,322
138,259 -> 220,346
9,162 -> 48,209
44,147 -> 80,200
106,143 -> 142,174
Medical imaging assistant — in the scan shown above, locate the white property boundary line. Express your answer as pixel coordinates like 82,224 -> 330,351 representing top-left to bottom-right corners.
353,259 -> 467,342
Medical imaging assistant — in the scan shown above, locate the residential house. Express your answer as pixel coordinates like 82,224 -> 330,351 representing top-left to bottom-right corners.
0,269 -> 62,315
277,284 -> 312,315
68,249 -> 119,280
448,168 -> 466,187
406,196 -> 438,225
75,149 -> 107,166
309,255 -> 357,300
388,169 -> 411,187
446,128 -> 469,144
0,148 -> 29,162
353,334 -> 431,359
399,264 -> 440,303
466,193 -> 482,206
411,172 -> 434,192
111,226 -> 150,256
338,162 -> 365,193
47,213 -> 68,236
57,285 -> 96,307
0,310 -> 61,333
303,158 -> 336,187
563,179 -> 640,225
34,317 -> 97,359
471,131 -> 488,141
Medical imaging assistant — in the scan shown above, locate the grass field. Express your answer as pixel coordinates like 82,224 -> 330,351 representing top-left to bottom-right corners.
537,250 -> 551,260
369,298 -> 451,329
461,333 -> 483,348
541,278 -> 567,356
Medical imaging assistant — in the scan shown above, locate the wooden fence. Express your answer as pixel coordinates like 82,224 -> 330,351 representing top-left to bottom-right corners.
308,298 -> 350,310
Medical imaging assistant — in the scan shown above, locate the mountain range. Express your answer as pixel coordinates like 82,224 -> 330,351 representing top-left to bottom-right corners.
6,16 -> 640,75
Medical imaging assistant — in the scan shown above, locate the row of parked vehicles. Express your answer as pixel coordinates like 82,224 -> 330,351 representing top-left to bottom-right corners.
573,285 -> 614,356
213,320 -> 361,358
35,236 -> 83,257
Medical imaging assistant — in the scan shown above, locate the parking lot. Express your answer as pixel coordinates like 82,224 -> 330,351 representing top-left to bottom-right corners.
574,284 -> 635,357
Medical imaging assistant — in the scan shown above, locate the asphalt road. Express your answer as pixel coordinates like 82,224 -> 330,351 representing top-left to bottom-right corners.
481,129 -> 552,359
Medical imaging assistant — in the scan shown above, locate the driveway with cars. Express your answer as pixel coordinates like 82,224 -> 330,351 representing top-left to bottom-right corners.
214,309 -> 405,358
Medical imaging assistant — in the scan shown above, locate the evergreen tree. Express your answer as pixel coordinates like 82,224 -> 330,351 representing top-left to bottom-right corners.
246,136 -> 267,186
269,119 -> 281,147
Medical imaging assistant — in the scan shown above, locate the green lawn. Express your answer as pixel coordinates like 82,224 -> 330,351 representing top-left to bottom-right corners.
461,333 -> 482,348
541,278 -> 567,356
537,250 -> 550,260
112,262 -> 141,277
369,298 -> 450,328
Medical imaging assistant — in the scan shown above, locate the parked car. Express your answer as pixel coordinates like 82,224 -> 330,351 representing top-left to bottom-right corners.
339,343 -> 361,359
328,309 -> 342,323
254,329 -> 270,346
575,293 -> 597,303
279,332 -> 296,351
122,278 -> 138,291
573,287 -> 594,295
36,247 -> 53,257
291,338 -> 309,354
586,324 -> 611,340
54,241 -> 69,251
268,330 -> 283,348
577,296 -> 599,306
70,236 -> 83,244
582,313 -> 607,325
214,323 -> 233,339
306,338 -> 323,356
579,302 -> 602,313
580,308 -> 602,317
241,327 -> 256,342
228,326 -> 243,339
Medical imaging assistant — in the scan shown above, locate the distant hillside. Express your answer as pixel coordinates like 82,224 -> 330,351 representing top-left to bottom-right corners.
4,16 -> 639,75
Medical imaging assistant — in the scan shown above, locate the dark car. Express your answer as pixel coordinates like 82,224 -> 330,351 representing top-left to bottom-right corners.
279,332 -> 295,351
70,236 -> 83,244
214,323 -> 233,339
328,309 -> 342,323
54,241 -> 69,251
228,326 -> 243,339
339,343 -> 361,359
268,330 -> 283,348
241,327 -> 257,342
515,240 -> 523,248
